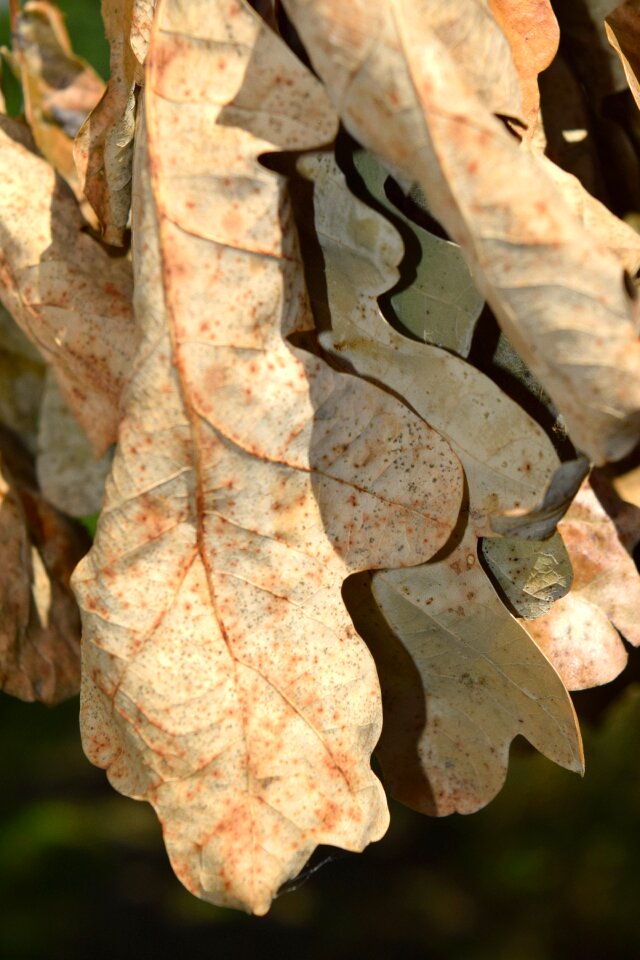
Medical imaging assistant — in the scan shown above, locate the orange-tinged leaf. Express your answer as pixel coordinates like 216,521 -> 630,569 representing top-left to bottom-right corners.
72,0 -> 463,915
0,116 -> 135,456
488,0 -> 559,136
282,0 -> 640,463
526,477 -> 640,690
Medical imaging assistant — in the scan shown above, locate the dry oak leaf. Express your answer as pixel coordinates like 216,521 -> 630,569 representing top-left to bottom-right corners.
0,116 -> 135,456
487,0 -> 559,137
351,149 -> 484,358
605,0 -> 640,111
302,152 -> 582,815
481,530 -> 572,619
4,0 -> 105,205
74,0 -> 157,245
0,435 -> 89,705
526,477 -> 640,690
36,371 -> 111,517
533,151 -> 640,276
72,0 -> 463,916
281,0 -> 640,464
302,153 -> 562,536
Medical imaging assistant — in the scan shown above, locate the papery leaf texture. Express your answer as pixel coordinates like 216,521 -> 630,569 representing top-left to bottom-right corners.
281,0 -> 640,463
526,477 -> 640,691
0,116 -> 135,455
302,152 -> 582,816
74,0 -> 157,244
72,0 -> 463,916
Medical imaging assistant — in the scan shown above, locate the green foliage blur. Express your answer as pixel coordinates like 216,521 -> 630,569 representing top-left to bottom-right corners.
2,3 -> 640,958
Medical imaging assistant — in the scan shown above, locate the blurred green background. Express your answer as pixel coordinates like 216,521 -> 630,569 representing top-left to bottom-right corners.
3,2 -> 640,958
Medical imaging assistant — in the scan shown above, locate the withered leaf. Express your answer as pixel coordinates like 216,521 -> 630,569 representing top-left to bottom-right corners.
534,150 -> 640,275
37,371 -> 111,517
0,115 -> 135,456
5,0 -> 105,204
302,153 -> 561,536
351,148 -> 484,357
74,0 -> 156,245
369,527 -> 583,816
282,0 -> 640,463
605,0 -> 640,111
481,530 -> 572,619
487,0 -> 559,137
0,434 -> 88,705
72,0 -> 463,916
526,477 -> 640,690
303,151 -> 582,815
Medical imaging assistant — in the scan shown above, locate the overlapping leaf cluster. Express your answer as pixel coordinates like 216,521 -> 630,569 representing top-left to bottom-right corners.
1,0 -> 640,915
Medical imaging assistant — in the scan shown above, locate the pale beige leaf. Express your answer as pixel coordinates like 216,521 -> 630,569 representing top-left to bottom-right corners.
351,149 -> 484,357
481,530 -> 572,618
301,153 -> 560,536
74,0 -> 156,245
534,151 -> 640,274
526,477 -> 640,689
0,302 -> 45,453
605,0 -> 640,110
5,0 -> 105,205
36,372 -> 111,517
72,0 -> 463,916
368,526 -> 582,815
302,151 -> 582,815
0,438 -> 88,705
282,0 -> 640,463
0,116 -> 136,455
487,0 -> 559,136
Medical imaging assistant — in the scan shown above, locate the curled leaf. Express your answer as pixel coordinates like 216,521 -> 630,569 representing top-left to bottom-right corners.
0,115 -> 136,455
481,530 -> 572,619
526,478 -> 640,690
74,0 -> 156,244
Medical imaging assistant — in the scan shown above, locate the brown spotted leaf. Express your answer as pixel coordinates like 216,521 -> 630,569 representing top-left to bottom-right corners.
282,0 -> 640,463
0,434 -> 89,705
302,151 -> 582,815
72,0 -> 463,916
526,477 -> 640,690
0,115 -> 135,455
4,0 -> 105,205
74,0 -> 156,245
